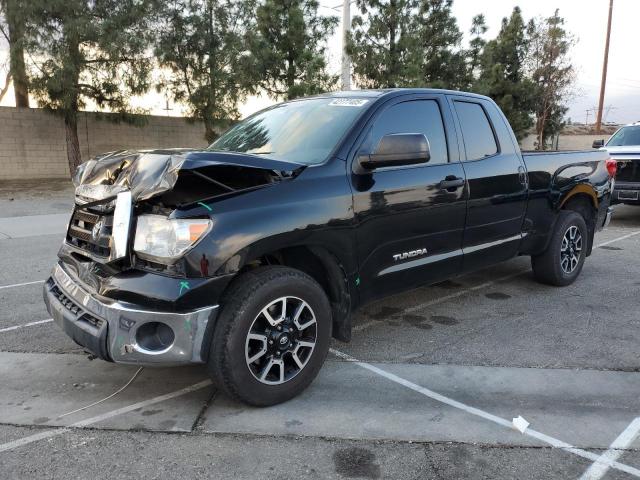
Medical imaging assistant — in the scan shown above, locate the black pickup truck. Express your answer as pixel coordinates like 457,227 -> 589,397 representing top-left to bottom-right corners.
44,89 -> 615,406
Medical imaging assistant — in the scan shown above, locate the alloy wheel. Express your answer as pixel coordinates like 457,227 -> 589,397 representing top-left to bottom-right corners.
245,296 -> 317,385
560,225 -> 583,274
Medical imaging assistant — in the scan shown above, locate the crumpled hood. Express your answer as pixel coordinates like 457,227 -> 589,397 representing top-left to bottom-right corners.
73,149 -> 304,203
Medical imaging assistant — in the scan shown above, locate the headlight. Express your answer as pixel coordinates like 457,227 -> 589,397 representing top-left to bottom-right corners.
133,215 -> 212,263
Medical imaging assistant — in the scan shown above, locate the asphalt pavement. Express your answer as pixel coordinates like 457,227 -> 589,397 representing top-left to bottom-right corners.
1,179 -> 639,479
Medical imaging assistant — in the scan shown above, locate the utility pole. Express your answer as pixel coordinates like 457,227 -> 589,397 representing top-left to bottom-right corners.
595,0 -> 614,133
341,0 -> 351,90
162,98 -> 172,117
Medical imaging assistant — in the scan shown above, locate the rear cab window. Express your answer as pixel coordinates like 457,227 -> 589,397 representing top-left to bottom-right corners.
453,101 -> 498,161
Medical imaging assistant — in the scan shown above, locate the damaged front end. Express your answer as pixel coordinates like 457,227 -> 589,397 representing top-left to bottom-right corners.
73,148 -> 304,207
44,149 -> 304,365
66,149 -> 303,264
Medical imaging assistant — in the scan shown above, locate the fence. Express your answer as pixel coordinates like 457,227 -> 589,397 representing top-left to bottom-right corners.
0,107 -> 209,180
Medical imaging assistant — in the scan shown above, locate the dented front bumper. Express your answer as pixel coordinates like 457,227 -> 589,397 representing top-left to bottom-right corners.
43,263 -> 218,366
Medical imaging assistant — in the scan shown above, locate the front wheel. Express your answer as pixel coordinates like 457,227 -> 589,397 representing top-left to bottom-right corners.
531,210 -> 588,286
207,266 -> 331,406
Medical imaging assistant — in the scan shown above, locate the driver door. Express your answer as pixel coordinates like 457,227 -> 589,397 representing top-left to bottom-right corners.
351,96 -> 467,304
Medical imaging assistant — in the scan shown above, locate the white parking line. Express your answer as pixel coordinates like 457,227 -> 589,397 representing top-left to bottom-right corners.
354,229 -> 640,332
596,230 -> 640,247
0,319 -> 53,333
330,348 -> 640,478
0,379 -> 212,454
579,417 -> 640,480
0,280 -> 44,291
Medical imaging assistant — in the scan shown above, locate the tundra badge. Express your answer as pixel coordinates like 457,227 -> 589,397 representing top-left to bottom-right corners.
393,248 -> 428,262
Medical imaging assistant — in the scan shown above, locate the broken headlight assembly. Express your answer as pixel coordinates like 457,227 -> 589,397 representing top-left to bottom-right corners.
133,215 -> 211,264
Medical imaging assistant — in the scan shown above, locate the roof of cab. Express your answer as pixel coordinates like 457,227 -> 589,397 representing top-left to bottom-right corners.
321,87 -> 492,101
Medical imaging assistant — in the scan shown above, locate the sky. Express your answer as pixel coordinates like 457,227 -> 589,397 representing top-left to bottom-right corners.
444,0 -> 640,124
1,0 -> 639,124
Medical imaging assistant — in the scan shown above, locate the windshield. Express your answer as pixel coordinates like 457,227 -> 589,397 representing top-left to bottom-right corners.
607,126 -> 640,147
208,97 -> 369,165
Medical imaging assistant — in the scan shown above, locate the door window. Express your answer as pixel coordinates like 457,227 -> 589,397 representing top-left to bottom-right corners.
454,101 -> 498,161
370,100 -> 449,165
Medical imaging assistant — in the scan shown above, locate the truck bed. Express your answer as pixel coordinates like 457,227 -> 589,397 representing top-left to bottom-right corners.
521,150 -> 610,180
521,150 -> 609,160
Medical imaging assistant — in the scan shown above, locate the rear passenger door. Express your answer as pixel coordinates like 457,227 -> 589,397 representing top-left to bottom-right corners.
352,95 -> 467,304
448,96 -> 528,272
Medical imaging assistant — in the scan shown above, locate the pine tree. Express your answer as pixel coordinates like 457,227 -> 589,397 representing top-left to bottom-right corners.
467,14 -> 488,83
156,0 -> 255,143
528,9 -> 574,150
410,0 -> 467,89
0,0 -> 29,106
476,7 -> 536,141
24,0 -> 155,174
249,0 -> 338,100
348,0 -> 418,88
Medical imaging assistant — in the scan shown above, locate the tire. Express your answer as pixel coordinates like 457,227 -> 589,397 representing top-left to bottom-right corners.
207,266 -> 332,406
531,210 -> 588,286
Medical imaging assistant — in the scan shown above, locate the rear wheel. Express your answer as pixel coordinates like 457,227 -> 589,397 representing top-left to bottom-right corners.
531,211 -> 588,286
207,266 -> 331,406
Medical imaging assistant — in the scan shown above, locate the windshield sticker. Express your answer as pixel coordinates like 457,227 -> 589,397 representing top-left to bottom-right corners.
329,98 -> 369,107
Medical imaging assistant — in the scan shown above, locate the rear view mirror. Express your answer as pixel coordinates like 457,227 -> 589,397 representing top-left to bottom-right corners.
357,133 -> 430,171
592,139 -> 605,148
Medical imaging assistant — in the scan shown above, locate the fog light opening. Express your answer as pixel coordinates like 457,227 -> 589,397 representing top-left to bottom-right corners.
135,322 -> 175,352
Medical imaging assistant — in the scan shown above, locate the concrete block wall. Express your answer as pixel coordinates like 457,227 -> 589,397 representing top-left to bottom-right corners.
0,107 -> 68,180
0,107 -> 209,180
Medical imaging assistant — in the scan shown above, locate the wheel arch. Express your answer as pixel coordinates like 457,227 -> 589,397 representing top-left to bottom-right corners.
558,184 -> 599,211
559,192 -> 597,256
219,242 -> 355,342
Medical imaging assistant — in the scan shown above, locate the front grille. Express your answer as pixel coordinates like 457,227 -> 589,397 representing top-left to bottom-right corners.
80,313 -> 104,328
50,283 -> 105,328
51,284 -> 82,316
615,160 -> 640,183
67,206 -> 114,258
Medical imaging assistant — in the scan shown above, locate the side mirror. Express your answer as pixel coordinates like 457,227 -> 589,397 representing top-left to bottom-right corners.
592,139 -> 605,148
357,133 -> 430,171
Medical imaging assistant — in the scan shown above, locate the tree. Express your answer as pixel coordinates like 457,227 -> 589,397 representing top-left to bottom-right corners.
0,37 -> 10,102
475,7 -> 536,141
0,63 -> 9,102
410,0 -> 467,89
528,10 -> 574,150
249,0 -> 338,100
0,0 -> 29,106
348,0 -> 418,88
467,13 -> 487,83
24,0 -> 154,174
156,0 -> 255,143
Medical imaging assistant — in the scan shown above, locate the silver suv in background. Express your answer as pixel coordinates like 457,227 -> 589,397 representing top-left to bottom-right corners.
594,122 -> 640,205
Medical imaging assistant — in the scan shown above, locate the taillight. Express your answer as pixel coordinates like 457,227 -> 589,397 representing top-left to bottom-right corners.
606,158 -> 617,178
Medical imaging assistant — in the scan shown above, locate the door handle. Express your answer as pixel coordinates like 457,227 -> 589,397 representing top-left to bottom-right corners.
439,176 -> 465,191
518,166 -> 527,186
